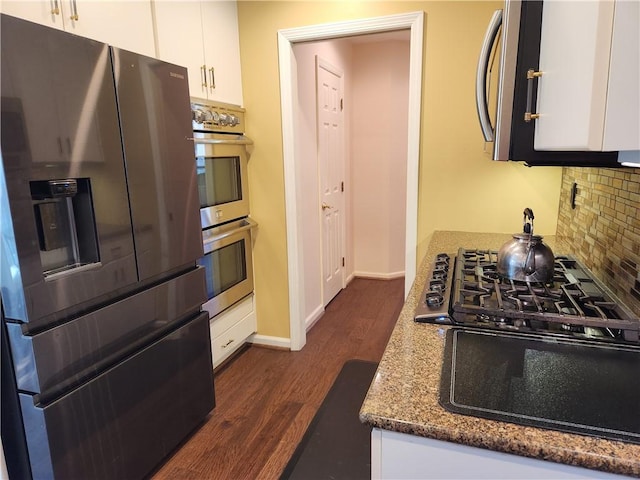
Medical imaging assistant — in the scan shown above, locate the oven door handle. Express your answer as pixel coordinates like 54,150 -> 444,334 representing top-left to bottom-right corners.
202,218 -> 257,253
194,135 -> 253,146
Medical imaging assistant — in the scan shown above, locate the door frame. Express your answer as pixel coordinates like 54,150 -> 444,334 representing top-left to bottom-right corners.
278,11 -> 424,351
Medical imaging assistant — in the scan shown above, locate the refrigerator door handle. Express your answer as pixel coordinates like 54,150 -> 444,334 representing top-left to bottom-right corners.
476,9 -> 502,142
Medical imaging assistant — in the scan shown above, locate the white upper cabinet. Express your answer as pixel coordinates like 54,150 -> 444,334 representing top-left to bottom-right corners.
0,0 -> 156,57
534,0 -> 640,152
153,0 -> 243,105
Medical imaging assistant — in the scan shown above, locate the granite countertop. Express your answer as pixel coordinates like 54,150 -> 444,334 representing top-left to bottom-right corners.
359,231 -> 640,478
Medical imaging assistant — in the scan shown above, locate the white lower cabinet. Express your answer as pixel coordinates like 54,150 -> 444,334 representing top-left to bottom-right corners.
209,294 -> 256,368
371,429 -> 629,479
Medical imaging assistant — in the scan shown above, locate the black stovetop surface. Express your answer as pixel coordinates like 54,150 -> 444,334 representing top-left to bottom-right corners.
440,328 -> 640,444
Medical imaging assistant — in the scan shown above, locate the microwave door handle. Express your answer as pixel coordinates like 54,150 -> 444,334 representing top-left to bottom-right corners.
476,9 -> 502,142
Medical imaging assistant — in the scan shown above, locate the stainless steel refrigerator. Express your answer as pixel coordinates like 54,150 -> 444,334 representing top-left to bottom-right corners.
1,14 -> 214,479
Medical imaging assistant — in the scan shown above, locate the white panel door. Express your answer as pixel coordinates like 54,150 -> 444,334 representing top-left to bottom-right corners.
316,57 -> 344,307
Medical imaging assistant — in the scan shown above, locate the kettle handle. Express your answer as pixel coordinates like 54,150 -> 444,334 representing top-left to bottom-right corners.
523,208 -> 534,221
523,208 -> 534,234
524,244 -> 536,274
522,207 -> 535,273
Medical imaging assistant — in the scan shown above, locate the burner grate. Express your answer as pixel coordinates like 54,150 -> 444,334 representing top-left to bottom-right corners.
449,249 -> 640,344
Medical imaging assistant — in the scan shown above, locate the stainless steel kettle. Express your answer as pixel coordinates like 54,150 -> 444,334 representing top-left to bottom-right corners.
497,208 -> 555,283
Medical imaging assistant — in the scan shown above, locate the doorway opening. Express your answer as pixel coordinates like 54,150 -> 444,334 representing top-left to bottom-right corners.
278,12 -> 424,350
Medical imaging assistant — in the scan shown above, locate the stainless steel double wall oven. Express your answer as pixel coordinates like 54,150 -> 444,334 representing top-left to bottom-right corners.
1,14 -> 214,479
191,100 -> 256,319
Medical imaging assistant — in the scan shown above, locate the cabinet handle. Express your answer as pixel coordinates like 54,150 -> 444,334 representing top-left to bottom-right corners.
524,69 -> 543,122
222,339 -> 234,348
57,137 -> 64,155
70,0 -> 79,20
209,67 -> 216,90
51,0 -> 60,15
201,65 -> 207,88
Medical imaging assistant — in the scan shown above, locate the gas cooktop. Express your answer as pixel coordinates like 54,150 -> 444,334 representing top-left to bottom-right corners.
416,249 -> 640,445
415,249 -> 640,344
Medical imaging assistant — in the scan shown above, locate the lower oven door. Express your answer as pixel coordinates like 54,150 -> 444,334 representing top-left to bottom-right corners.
198,218 -> 256,319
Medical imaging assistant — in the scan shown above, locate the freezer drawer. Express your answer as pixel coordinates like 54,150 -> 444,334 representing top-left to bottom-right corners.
8,266 -> 206,398
19,311 -> 215,480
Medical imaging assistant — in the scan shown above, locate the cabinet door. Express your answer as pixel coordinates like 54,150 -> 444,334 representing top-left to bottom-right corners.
60,0 -> 156,57
0,0 -> 67,29
1,1 -> 155,57
602,0 -> 640,151
534,1 -> 614,151
534,1 -> 639,152
153,1 -> 208,99
201,0 -> 243,105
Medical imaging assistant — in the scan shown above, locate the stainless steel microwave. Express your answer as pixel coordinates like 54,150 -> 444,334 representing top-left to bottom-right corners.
476,0 -> 619,167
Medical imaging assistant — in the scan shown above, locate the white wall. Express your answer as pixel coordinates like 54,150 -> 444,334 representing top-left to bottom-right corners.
351,39 -> 409,278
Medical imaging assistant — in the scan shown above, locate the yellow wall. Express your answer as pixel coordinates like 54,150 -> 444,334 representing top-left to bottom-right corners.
237,1 -> 563,340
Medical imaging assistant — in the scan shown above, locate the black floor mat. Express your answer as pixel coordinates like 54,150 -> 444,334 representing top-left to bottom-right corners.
280,360 -> 378,480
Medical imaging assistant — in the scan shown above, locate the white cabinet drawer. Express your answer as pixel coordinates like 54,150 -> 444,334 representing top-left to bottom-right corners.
210,295 -> 253,337
211,312 -> 256,367
209,294 -> 256,368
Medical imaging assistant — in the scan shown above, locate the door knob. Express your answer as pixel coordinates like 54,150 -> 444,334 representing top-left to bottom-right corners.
322,202 -> 333,211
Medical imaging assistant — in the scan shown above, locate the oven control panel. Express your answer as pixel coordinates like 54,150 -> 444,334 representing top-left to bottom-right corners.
191,98 -> 245,134
414,253 -> 455,324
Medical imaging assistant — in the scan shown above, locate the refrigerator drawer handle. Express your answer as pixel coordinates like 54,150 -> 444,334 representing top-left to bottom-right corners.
476,9 -> 502,142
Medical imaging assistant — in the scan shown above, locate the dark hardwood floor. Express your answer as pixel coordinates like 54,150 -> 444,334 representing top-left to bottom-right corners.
150,277 -> 405,480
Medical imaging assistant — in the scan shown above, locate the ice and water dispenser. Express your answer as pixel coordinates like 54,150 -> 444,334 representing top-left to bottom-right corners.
30,178 -> 99,278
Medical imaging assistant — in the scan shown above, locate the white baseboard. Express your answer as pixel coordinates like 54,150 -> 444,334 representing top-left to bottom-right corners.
305,304 -> 325,332
346,272 -> 355,284
353,270 -> 405,280
249,334 -> 291,350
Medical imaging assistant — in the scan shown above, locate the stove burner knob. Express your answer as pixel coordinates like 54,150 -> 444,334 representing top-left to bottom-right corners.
192,108 -> 206,124
436,253 -> 450,263
425,291 -> 444,307
228,114 -> 239,126
201,110 -> 215,122
435,260 -> 449,271
432,270 -> 447,281
429,279 -> 445,292
219,113 -> 229,125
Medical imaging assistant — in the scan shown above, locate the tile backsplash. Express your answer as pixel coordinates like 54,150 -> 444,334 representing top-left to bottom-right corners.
557,167 -> 640,316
